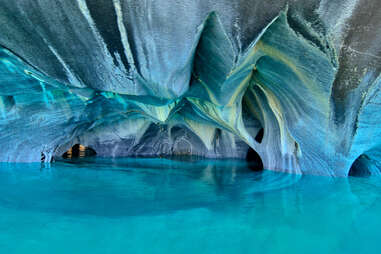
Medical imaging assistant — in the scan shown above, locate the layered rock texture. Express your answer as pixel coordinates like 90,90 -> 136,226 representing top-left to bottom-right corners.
0,0 -> 381,176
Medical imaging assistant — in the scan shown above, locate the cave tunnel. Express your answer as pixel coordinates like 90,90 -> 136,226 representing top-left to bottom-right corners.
348,154 -> 380,177
246,147 -> 264,172
62,144 -> 97,159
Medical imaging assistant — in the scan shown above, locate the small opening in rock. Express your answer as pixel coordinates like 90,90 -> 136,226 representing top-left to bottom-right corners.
255,128 -> 264,143
246,147 -> 264,171
62,144 -> 96,159
349,154 -> 372,177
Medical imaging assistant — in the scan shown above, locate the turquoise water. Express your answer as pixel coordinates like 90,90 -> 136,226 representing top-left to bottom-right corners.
0,158 -> 380,254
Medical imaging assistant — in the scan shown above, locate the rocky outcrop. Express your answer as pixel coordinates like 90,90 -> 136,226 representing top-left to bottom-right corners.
0,0 -> 380,176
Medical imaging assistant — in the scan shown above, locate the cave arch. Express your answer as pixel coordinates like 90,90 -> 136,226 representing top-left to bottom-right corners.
246,147 -> 264,171
348,154 -> 381,177
62,144 -> 96,159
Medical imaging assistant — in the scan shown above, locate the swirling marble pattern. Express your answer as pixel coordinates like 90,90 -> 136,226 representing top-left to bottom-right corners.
0,0 -> 380,176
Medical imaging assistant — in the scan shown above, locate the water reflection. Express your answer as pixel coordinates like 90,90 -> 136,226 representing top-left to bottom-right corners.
0,158 -> 299,216
1,158 -> 381,253
0,158 -> 374,217
0,158 -> 379,226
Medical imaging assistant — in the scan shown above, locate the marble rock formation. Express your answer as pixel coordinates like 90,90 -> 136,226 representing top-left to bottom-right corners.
0,0 -> 381,176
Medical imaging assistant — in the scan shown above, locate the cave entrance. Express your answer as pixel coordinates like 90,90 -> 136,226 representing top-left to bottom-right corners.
62,144 -> 96,159
246,147 -> 264,171
348,154 -> 376,177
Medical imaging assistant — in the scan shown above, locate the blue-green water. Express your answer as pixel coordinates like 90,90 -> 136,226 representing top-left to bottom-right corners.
0,158 -> 380,254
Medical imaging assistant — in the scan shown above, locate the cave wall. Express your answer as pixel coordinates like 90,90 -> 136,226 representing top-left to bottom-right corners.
0,0 -> 381,176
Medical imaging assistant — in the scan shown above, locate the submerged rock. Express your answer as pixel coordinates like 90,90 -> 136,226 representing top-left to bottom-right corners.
0,0 -> 380,176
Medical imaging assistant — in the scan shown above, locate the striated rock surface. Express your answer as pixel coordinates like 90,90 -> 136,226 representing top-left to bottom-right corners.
0,0 -> 381,176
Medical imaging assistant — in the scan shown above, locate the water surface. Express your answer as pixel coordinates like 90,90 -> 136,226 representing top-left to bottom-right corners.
0,158 -> 380,253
